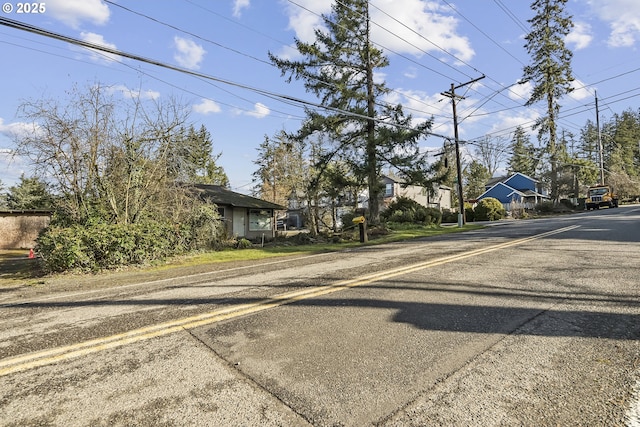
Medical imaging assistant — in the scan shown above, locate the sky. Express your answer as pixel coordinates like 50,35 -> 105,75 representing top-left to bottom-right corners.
1,0 -> 639,193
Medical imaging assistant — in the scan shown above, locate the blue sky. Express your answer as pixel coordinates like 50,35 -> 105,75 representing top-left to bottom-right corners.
1,0 -> 639,192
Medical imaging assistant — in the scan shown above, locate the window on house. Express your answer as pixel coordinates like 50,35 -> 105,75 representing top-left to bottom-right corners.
217,207 -> 225,219
249,209 -> 272,231
385,183 -> 393,197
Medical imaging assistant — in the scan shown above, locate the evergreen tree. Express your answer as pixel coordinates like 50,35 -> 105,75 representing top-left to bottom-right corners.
7,174 -> 53,210
464,160 -> 491,199
0,179 -> 7,209
522,0 -> 575,201
508,126 -> 537,177
269,0 -> 433,223
607,110 -> 640,197
252,130 -> 306,208
168,124 -> 228,186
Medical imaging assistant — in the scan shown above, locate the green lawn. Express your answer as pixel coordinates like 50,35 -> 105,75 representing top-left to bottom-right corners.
0,224 -> 483,286
158,224 -> 483,267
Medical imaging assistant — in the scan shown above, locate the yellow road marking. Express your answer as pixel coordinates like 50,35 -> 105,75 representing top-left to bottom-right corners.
0,225 -> 579,377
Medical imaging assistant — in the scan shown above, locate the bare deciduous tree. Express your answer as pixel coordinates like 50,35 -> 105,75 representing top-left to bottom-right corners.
14,83 -> 220,225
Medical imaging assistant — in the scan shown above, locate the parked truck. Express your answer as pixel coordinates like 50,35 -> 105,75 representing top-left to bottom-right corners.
585,184 -> 618,210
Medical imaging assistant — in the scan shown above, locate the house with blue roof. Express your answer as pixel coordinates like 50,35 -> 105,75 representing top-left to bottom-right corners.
477,172 -> 549,209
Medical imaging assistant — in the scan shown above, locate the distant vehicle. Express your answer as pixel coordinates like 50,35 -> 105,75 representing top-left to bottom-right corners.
585,184 -> 618,210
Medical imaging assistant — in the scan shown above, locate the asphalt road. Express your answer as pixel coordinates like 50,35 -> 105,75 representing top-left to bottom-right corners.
1,206 -> 640,426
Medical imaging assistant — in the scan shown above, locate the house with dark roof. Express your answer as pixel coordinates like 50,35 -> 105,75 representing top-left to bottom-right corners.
477,172 -> 549,209
191,184 -> 285,240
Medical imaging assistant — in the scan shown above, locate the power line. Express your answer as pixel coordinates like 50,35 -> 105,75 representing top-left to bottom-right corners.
0,16 -> 453,141
111,0 -> 451,124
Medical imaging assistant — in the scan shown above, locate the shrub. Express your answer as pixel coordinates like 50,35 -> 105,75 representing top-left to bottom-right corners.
381,197 -> 441,226
36,220 -> 190,272
236,238 -> 252,249
464,202 -> 476,222
186,204 -> 225,250
441,209 -> 457,223
340,211 -> 357,229
474,197 -> 506,221
535,201 -> 555,213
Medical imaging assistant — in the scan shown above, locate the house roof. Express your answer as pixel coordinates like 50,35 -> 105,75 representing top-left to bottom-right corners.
191,184 -> 285,210
486,172 -> 539,188
477,182 -> 526,201
485,176 -> 508,187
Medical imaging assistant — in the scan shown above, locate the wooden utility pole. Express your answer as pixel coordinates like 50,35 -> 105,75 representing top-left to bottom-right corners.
595,91 -> 605,185
442,76 -> 485,227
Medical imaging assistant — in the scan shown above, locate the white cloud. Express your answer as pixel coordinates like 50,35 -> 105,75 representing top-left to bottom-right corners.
0,148 -> 28,187
235,103 -> 270,119
404,67 -> 418,79
0,119 -> 38,185
0,118 -> 40,140
246,103 -> 270,118
569,79 -> 592,101
233,0 -> 250,18
80,32 -> 121,63
566,22 -> 593,50
46,0 -> 110,29
587,0 -> 640,47
370,0 -> 474,62
193,99 -> 222,115
508,81 -> 533,102
173,36 -> 206,70
280,0 -> 474,64
109,85 -> 160,100
283,0 -> 332,44
488,109 -> 540,140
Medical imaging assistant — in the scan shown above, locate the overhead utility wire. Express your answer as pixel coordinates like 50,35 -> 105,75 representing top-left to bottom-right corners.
491,0 -> 529,33
287,0 -> 459,83
286,0 -> 541,130
0,16 -> 452,141
365,0 -> 526,112
364,1 -> 532,127
102,1 -> 311,119
282,0 -> 454,118
0,28 -> 303,121
363,0 -> 475,81
118,0 -> 449,121
103,0 -> 271,66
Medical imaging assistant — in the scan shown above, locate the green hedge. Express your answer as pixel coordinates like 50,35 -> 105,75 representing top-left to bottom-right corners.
36,221 -> 194,272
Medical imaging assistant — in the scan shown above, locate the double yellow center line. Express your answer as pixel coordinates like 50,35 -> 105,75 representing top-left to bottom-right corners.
0,225 -> 579,377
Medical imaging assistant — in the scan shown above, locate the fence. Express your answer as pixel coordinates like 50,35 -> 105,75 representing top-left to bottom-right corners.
0,211 -> 51,249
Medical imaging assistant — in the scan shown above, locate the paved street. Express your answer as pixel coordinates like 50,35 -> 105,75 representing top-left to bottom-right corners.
1,206 -> 640,426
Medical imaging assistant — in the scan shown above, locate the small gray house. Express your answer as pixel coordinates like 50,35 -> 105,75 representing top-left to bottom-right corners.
191,184 -> 285,240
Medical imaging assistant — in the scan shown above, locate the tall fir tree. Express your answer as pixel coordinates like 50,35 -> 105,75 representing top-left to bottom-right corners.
269,0 -> 433,223
508,126 -> 537,177
607,110 -> 640,196
252,130 -> 306,209
464,160 -> 491,199
522,0 -> 575,201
